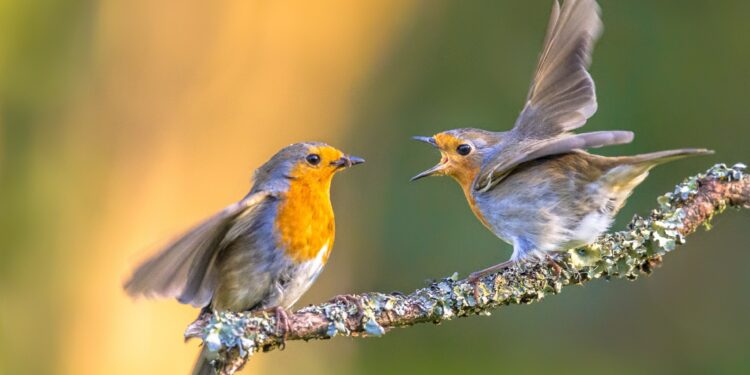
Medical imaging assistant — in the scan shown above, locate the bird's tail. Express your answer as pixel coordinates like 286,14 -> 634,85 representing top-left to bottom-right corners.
192,347 -> 217,375
622,148 -> 714,168
601,148 -> 713,196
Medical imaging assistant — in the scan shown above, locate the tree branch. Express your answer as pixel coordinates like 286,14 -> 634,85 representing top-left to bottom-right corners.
185,163 -> 749,375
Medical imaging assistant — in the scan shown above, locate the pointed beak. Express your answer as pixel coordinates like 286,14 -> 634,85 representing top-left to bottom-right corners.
411,136 -> 444,181
412,136 -> 437,148
411,163 -> 446,181
331,155 -> 365,169
348,155 -> 366,166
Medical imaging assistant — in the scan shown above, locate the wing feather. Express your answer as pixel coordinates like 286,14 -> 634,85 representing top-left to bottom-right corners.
475,0 -> 625,191
476,131 -> 633,191
513,0 -> 602,138
123,191 -> 273,307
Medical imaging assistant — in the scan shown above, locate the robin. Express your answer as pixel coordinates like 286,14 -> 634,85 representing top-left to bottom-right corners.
411,0 -> 712,283
124,142 -> 364,375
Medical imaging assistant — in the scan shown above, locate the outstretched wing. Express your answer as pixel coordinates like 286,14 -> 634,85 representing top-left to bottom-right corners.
475,0 -> 632,191
123,191 -> 273,307
513,0 -> 602,138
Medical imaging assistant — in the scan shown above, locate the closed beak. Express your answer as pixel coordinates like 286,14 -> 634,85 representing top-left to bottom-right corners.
412,136 -> 437,148
411,163 -> 446,181
331,155 -> 365,168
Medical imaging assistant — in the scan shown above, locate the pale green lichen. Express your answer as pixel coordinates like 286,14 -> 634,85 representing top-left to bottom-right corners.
203,311 -> 262,359
659,163 -> 746,232
363,317 -> 385,337
660,163 -> 746,209
321,303 -> 351,337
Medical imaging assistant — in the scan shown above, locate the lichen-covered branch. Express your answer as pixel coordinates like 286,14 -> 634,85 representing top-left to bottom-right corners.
185,163 -> 749,375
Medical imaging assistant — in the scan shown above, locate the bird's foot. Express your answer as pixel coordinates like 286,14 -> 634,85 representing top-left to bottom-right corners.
545,254 -> 563,276
184,309 -> 213,342
269,306 -> 292,345
467,260 -> 515,303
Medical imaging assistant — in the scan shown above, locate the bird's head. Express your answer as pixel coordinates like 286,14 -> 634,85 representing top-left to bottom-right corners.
411,128 -> 498,188
252,142 -> 364,193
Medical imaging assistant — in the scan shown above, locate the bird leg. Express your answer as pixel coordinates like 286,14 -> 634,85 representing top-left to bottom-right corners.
545,254 -> 563,276
270,306 -> 292,342
467,260 -> 516,303
468,260 -> 516,283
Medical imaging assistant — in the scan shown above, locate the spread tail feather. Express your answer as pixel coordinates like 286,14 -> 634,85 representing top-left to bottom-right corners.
601,148 -> 713,194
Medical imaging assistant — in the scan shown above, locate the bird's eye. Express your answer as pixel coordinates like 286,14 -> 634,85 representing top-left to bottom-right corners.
456,144 -> 472,156
306,154 -> 321,165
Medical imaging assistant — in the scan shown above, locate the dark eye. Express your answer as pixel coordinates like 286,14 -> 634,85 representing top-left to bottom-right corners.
456,144 -> 472,156
306,154 -> 321,165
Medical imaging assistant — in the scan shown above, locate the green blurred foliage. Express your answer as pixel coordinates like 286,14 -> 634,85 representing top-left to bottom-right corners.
1,0 -> 93,373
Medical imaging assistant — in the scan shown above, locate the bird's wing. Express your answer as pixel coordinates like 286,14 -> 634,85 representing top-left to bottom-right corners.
123,191 -> 274,307
513,0 -> 602,139
475,0 -> 633,191
475,131 -> 633,191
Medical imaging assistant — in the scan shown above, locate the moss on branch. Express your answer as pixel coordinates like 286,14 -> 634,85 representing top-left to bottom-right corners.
184,163 -> 749,375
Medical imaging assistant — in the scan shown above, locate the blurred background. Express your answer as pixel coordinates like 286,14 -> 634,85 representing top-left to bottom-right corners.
1,0 -> 749,374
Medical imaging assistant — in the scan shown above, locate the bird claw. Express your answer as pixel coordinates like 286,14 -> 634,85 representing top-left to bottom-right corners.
269,307 -> 292,346
467,274 -> 484,304
466,260 -> 516,304
185,307 -> 215,343
544,255 -> 563,276
184,311 -> 212,342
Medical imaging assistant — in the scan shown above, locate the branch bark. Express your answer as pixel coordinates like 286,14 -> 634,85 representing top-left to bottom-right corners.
185,163 -> 749,375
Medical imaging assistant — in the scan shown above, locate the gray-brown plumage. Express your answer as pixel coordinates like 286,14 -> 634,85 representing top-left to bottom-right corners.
124,142 -> 364,374
411,0 -> 712,280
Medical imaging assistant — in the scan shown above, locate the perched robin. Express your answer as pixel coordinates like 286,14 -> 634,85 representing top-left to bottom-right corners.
411,0 -> 712,282
124,142 -> 364,375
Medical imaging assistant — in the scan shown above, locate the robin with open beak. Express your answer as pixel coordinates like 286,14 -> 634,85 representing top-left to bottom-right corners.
124,142 -> 364,374
412,0 -> 712,284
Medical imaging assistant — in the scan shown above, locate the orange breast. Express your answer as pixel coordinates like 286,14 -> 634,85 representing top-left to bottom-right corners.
275,171 -> 335,263
453,166 -> 492,230
463,186 -> 491,230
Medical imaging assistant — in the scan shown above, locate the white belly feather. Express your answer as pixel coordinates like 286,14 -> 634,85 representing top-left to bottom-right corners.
572,211 -> 613,246
280,243 -> 328,308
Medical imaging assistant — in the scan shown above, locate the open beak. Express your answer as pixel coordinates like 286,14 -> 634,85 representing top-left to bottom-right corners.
411,162 -> 446,181
411,136 -> 445,181
412,136 -> 437,148
331,155 -> 365,169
